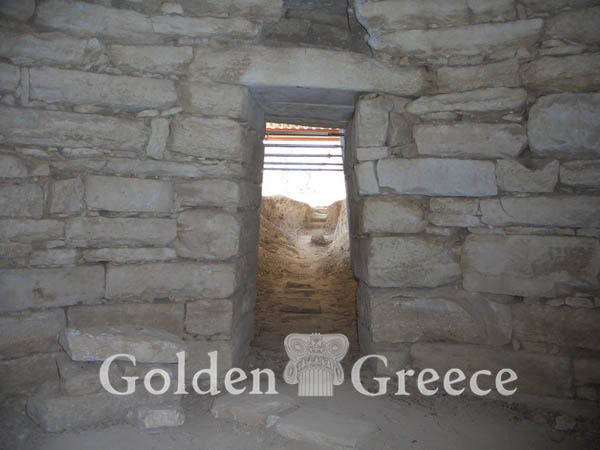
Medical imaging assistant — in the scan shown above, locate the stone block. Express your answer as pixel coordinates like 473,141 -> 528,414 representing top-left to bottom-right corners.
359,197 -> 427,234
355,146 -> 389,162
0,0 -> 35,21
185,300 -> 232,337
66,217 -> 176,248
0,183 -> 43,218
189,45 -> 428,97
0,309 -> 65,358
560,160 -> 600,188
56,354 -> 122,396
437,59 -> 520,93
429,198 -> 481,227
371,19 -> 543,58
0,31 -> 92,66
377,158 -> 497,197
462,234 -> 600,297
181,0 -> 282,18
521,0 -> 598,14
0,63 -> 19,93
60,326 -> 187,363
179,82 -> 250,120
410,343 -> 573,397
150,15 -> 258,39
529,94 -> 600,159
106,262 -> 237,300
82,248 -> 176,263
128,405 -> 185,429
211,393 -> 297,426
0,106 -> 149,151
0,153 -> 27,177
467,0 -> 517,23
354,94 -> 391,147
354,162 -> 379,195
175,209 -> 241,260
0,354 -> 59,395
496,160 -> 558,193
521,53 -> 600,93
185,339 -> 234,378
414,123 -> 527,159
480,196 -> 600,228
29,67 -> 178,112
49,178 -> 84,215
85,175 -> 173,213
0,266 -> 105,313
107,45 -> 193,75
67,303 -> 184,336
358,236 -> 461,288
0,219 -> 64,242
175,179 -> 260,208
30,249 -> 79,267
512,303 -> 600,351
407,88 -> 526,115
546,7 -> 600,45
146,118 -> 170,160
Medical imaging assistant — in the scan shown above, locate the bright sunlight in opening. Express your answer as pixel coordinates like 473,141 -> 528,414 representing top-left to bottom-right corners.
261,123 -> 347,207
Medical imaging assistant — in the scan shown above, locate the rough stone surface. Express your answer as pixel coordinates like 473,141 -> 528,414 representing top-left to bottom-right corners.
407,88 -> 526,115
429,198 -> 481,227
105,262 -> 237,300
128,405 -> 185,429
354,162 -> 379,195
66,217 -> 176,248
85,176 -> 173,213
354,95 -> 391,147
56,354 -> 122,396
0,219 -> 64,242
462,234 -> 600,297
560,160 -> 600,187
107,45 -> 193,75
175,179 -> 259,208
437,60 -> 520,93
146,118 -> 170,160
496,160 -> 559,193
360,197 -> 427,234
211,392 -> 297,426
0,183 -> 43,218
0,63 -> 20,93
529,94 -> 600,158
179,82 -> 250,119
0,0 -> 35,22
521,53 -> 600,93
377,158 -> 497,197
175,210 -> 241,260
30,249 -> 79,267
358,236 -> 461,288
82,248 -> 176,263
29,67 -> 178,111
0,310 -> 65,358
49,178 -> 84,215
0,354 -> 59,395
546,7 -> 600,45
0,31 -> 91,66
0,153 -> 27,177
414,123 -> 527,159
0,266 -> 105,313
67,303 -> 184,336
185,300 -> 232,337
59,326 -> 187,363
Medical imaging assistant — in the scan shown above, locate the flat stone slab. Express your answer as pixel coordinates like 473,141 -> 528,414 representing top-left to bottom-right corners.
276,407 -> 375,449
59,326 -> 187,363
128,405 -> 185,429
211,392 -> 297,426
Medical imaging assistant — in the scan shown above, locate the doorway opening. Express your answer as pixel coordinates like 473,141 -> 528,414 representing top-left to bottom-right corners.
248,122 -> 359,374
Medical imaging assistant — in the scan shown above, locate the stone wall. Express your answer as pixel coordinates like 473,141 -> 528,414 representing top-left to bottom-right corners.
348,0 -> 600,414
0,0 -> 598,416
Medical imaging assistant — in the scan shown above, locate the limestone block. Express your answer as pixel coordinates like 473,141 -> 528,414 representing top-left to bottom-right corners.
189,45 -> 428,97
30,249 -> 79,267
466,0 -> 517,23
354,162 -> 379,195
151,15 -> 258,39
496,160 -> 558,192
0,309 -> 65,358
0,354 -> 59,395
211,393 -> 297,426
429,198 -> 481,227
181,0 -> 282,18
29,67 -> 178,111
66,217 -> 176,248
105,262 -> 237,300
107,45 -> 193,75
84,175 -> 173,213
355,146 -> 389,162
546,7 -> 600,44
0,265 -> 105,313
146,118 -> 169,160
560,160 -> 600,188
175,209 -> 241,260
512,303 -> 600,351
185,299 -> 232,337
521,54 -> 600,93
521,0 -> 598,14
67,303 -> 184,336
0,63 -> 19,94
0,31 -> 91,66
179,82 -> 250,120
480,196 -> 600,228
371,19 -> 543,58
171,116 -> 245,161
175,179 -> 260,208
60,326 -> 187,363
359,197 -> 427,233
0,183 -> 43,218
82,248 -> 176,264
128,405 -> 185,429
437,59 -> 520,93
414,123 -> 527,159
377,158 -> 497,197
529,94 -> 600,159
354,94 -> 391,147
410,343 -> 573,397
56,354 -> 122,396
462,234 -> 600,297
363,286 -> 512,346
0,0 -> 35,21
358,236 -> 461,288
49,178 -> 84,214
407,88 -> 526,115
0,219 -> 64,242
0,106 -> 149,151
0,154 -> 27,177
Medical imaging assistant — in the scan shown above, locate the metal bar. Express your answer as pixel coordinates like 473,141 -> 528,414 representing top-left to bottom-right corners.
264,143 -> 342,148
264,161 -> 343,166
265,131 -> 344,137
264,153 -> 342,158
263,167 -> 344,172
